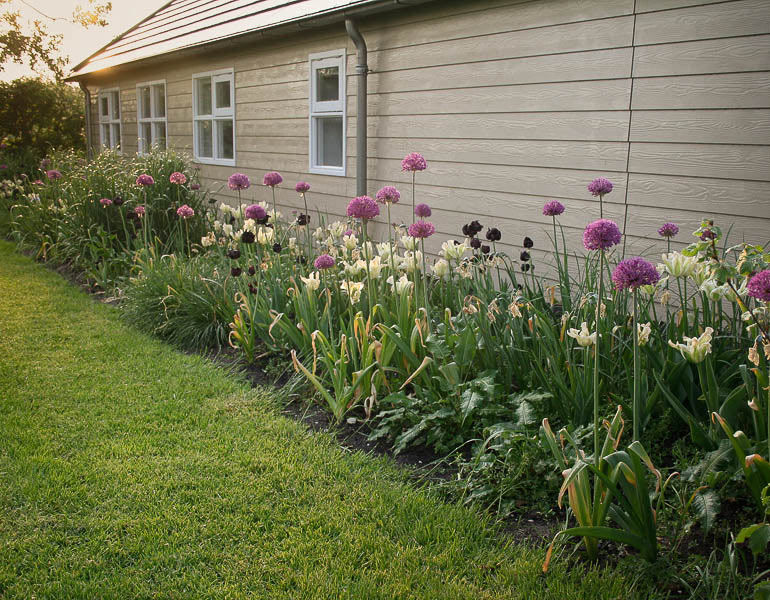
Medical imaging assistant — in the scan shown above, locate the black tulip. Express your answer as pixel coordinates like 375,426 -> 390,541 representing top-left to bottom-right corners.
520,250 -> 530,262
297,214 -> 310,226
248,283 -> 258,294
470,220 -> 483,235
523,236 -> 534,248
462,224 -> 473,237
231,267 -> 242,277
241,231 -> 255,244
248,265 -> 256,276
227,249 -> 241,260
470,237 -> 481,249
272,243 -> 282,253
481,245 -> 491,254
112,196 -> 124,206
521,263 -> 531,272
486,227 -> 501,242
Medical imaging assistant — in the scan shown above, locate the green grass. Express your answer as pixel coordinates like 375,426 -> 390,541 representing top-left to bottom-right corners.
0,240 -> 633,599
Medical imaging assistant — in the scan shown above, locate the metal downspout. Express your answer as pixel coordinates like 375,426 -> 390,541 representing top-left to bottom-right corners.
345,18 -> 368,197
79,82 -> 93,160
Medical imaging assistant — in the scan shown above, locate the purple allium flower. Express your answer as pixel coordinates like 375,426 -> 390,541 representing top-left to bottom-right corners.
228,173 -> 250,191
376,186 -> 401,204
263,171 -> 283,187
0,165 -> 7,170
295,181 -> 311,193
588,177 -> 613,197
401,152 -> 427,172
611,257 -> 660,290
583,219 -> 622,251
747,270 -> 770,302
658,222 -> 679,238
245,204 -> 267,220
343,229 -> 354,237
700,229 -> 717,241
100,197 -> 113,207
46,169 -> 62,180
135,205 -> 145,217
177,204 -> 195,219
346,195 -> 380,220
314,254 -> 335,270
136,174 -> 154,186
169,172 -> 187,185
543,200 -> 565,217
407,220 -> 436,239
190,183 -> 201,191
415,203 -> 432,217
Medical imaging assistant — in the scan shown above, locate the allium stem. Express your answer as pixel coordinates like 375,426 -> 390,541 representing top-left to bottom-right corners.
593,249 -> 604,465
302,192 -> 312,260
411,171 -> 416,225
386,202 -> 399,314
421,238 -> 430,328
632,287 -> 640,442
362,217 -> 374,317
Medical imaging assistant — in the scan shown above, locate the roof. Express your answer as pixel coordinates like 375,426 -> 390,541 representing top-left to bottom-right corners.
67,0 -> 419,80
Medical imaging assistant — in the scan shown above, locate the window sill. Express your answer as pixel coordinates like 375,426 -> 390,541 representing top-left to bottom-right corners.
309,165 -> 345,177
194,156 -> 236,167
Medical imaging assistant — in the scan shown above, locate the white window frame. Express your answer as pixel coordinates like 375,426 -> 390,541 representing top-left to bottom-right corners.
308,49 -> 346,176
98,87 -> 122,152
192,68 -> 236,166
136,80 -> 168,154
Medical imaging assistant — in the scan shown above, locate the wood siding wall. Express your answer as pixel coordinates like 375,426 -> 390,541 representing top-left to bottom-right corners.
85,0 -> 770,262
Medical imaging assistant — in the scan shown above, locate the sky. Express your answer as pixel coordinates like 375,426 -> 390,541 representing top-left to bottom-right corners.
1,0 -> 165,81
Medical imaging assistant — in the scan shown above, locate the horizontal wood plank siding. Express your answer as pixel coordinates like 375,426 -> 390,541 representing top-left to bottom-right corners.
83,0 -> 770,262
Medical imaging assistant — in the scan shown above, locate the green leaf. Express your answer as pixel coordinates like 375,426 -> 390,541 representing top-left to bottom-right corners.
692,489 -> 720,533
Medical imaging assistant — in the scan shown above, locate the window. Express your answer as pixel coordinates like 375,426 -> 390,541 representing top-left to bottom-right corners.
309,50 -> 345,176
98,88 -> 121,151
137,81 -> 167,154
192,69 -> 235,165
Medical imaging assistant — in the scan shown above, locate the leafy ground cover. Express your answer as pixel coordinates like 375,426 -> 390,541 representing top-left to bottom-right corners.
0,241 -> 631,599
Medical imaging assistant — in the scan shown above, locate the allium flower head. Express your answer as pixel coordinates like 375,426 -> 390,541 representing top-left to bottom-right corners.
415,203 -> 431,217
263,171 -> 283,187
135,205 -> 145,217
346,195 -> 379,220
588,177 -> 613,197
228,173 -> 250,191
314,254 -> 335,270
245,204 -> 267,220
169,172 -> 187,184
46,169 -> 62,180
295,181 -> 310,193
136,174 -> 155,186
408,220 -> 436,239
190,183 -> 201,191
99,197 -> 112,207
583,219 -> 621,251
611,257 -> 660,290
401,152 -> 427,172
658,222 -> 679,238
543,200 -> 565,216
747,270 -> 770,302
376,186 -> 400,204
177,204 -> 194,219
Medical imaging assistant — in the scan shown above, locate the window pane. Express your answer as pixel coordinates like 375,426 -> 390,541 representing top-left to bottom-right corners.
215,79 -> 231,110
100,96 -> 109,117
140,86 -> 151,119
112,124 -> 121,148
316,116 -> 342,167
216,119 -> 233,159
153,84 -> 166,117
316,66 -> 339,102
141,121 -> 153,151
197,120 -> 213,157
111,92 -> 120,119
102,124 -> 111,147
196,77 -> 212,115
153,122 -> 167,150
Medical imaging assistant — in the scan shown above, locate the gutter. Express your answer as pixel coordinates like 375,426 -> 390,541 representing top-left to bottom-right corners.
79,82 -> 93,160
345,18 -> 368,197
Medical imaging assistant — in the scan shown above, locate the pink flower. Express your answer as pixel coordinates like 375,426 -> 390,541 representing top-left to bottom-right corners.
228,173 -> 250,191
100,198 -> 113,207
245,204 -> 267,220
169,172 -> 187,185
135,205 -> 145,217
414,203 -> 431,217
346,196 -> 379,220
263,171 -> 283,187
611,257 -> 660,290
376,186 -> 400,204
747,270 -> 770,302
543,200 -> 565,216
136,174 -> 155,186
583,219 -> 622,251
314,254 -> 335,270
408,220 -> 435,239
46,169 -> 62,180
401,152 -> 427,172
587,177 -> 613,197
190,183 -> 201,191
177,204 -> 195,219
295,181 -> 311,193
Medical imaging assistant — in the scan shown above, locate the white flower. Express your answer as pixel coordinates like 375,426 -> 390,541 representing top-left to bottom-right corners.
432,258 -> 450,278
213,220 -> 222,232
376,242 -> 392,259
201,232 -> 216,247
341,280 -> 364,304
343,234 -> 358,250
222,223 -> 234,238
257,227 -> 274,245
329,221 -> 346,239
637,322 -> 651,346
668,327 -> 713,363
268,209 -> 281,224
288,237 -> 297,250
387,274 -> 413,294
368,256 -> 384,280
300,271 -> 320,292
690,264 -> 712,287
401,235 -> 418,251
243,218 -> 257,233
567,322 -> 597,347
441,239 -> 469,261
699,279 -> 730,301
344,260 -> 365,278
313,226 -> 325,241
403,250 -> 422,272
660,252 -> 699,279
219,202 -> 232,215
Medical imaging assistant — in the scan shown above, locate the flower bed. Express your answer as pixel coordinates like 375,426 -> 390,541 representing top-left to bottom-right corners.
2,148 -> 769,594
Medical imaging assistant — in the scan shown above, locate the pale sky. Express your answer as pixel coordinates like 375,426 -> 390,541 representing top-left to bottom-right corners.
2,0 -> 165,81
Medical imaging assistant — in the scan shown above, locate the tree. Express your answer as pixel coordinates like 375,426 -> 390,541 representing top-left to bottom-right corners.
0,0 -> 112,80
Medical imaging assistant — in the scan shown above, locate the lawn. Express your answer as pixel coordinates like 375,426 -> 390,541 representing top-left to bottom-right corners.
0,241 -> 631,599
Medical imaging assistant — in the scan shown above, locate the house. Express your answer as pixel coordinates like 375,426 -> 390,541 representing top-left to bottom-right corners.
66,0 -> 770,259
